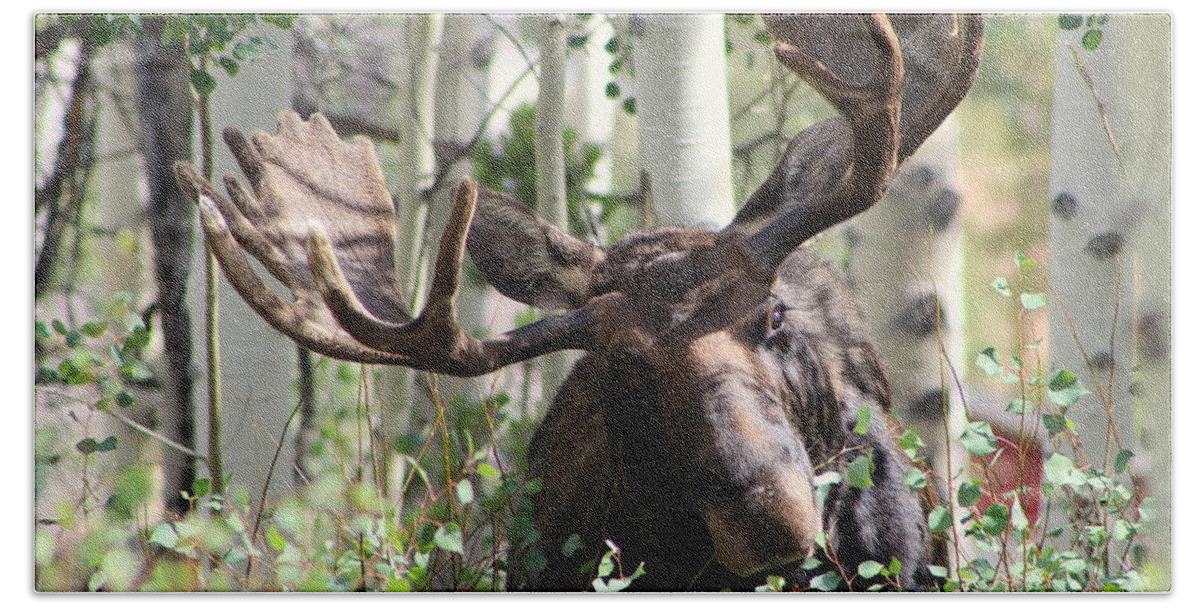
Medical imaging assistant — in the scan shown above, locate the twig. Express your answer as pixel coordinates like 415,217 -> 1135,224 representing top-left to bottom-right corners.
245,398 -> 305,580
1066,44 -> 1127,177
106,406 -> 208,462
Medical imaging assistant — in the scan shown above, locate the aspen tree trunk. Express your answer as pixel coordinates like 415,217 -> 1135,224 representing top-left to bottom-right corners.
1122,17 -> 1171,589
566,15 -> 617,198
631,14 -> 735,228
431,14 -> 496,338
845,120 -> 969,570
534,14 -> 572,405
379,14 -> 442,497
1048,14 -> 1170,588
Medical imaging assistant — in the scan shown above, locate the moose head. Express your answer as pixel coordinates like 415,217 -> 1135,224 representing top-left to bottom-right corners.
175,13 -> 983,590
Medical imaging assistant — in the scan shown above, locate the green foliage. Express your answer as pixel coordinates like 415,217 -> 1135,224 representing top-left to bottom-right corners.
1057,14 -> 1107,51
472,103 -> 632,243
923,261 -> 1151,591
589,541 -> 645,592
158,14 -> 295,95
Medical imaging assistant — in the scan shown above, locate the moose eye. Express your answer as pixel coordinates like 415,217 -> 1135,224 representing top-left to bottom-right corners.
769,303 -> 787,332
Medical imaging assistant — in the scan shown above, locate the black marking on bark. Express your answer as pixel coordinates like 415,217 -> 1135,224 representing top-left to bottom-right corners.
891,292 -> 943,337
1089,350 -> 1114,372
1135,311 -> 1169,362
1085,231 -> 1125,260
926,187 -> 960,232
1052,191 -> 1078,220
907,388 -> 946,421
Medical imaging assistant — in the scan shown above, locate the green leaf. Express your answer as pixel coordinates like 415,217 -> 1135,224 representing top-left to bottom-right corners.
567,34 -> 588,48
755,574 -> 787,592
621,97 -> 636,116
1042,413 -> 1073,435
980,503 -> 1010,536
477,462 -> 500,478
991,277 -> 1012,297
928,565 -> 949,579
190,68 -> 218,96
847,454 -> 876,488
1010,498 -> 1029,532
1005,398 -> 1027,414
260,14 -> 297,29
75,438 -> 98,455
1114,449 -> 1134,473
433,523 -> 464,555
1044,453 -> 1080,486
52,319 -> 68,335
957,481 -> 982,507
1014,252 -> 1037,268
149,524 -> 179,549
80,321 -> 108,338
192,477 -> 212,497
604,81 -> 620,99
1020,292 -> 1047,310
853,407 -> 871,435
1113,519 -> 1135,542
1058,14 -> 1084,30
857,560 -> 885,579
928,506 -> 952,533
217,56 -> 240,77
1081,29 -> 1103,51
232,41 -> 259,61
813,471 -> 842,509
120,361 -> 154,382
596,550 -> 615,577
124,326 -> 151,351
562,533 -> 584,557
96,436 -> 118,452
1049,369 -> 1076,390
903,467 -> 928,491
959,421 -> 999,456
975,347 -> 1004,377
455,479 -> 474,505
266,524 -> 287,551
604,36 -> 619,54
116,391 -> 135,408
898,428 -> 926,460
1048,369 -> 1090,407
809,571 -> 842,591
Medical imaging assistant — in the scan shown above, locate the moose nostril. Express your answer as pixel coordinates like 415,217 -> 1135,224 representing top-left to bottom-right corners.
703,465 -> 820,577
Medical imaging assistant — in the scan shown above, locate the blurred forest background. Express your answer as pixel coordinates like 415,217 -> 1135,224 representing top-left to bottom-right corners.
33,13 -> 1170,591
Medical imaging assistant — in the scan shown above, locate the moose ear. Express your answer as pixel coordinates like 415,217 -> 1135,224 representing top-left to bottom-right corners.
466,189 -> 603,310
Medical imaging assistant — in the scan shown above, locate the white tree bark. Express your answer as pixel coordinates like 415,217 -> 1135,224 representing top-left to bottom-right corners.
534,14 -> 572,402
1049,14 -> 1170,587
378,14 -> 442,498
566,15 -> 617,195
845,119 -> 969,569
431,14 -> 496,337
632,14 -> 735,229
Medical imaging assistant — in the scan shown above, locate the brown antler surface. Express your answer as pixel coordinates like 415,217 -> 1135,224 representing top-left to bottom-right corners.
730,14 -> 983,270
176,111 -> 595,376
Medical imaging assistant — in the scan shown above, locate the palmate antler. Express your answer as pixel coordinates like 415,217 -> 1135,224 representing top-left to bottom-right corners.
174,112 -> 594,376
731,14 -> 983,270
175,14 -> 982,377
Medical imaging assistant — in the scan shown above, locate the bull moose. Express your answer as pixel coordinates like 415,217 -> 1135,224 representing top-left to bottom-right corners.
174,13 -> 983,591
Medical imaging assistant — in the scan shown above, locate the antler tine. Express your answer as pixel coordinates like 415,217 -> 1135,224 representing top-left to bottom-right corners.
307,178 -> 476,360
734,14 -> 982,273
309,177 -> 596,376
177,164 -> 410,365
